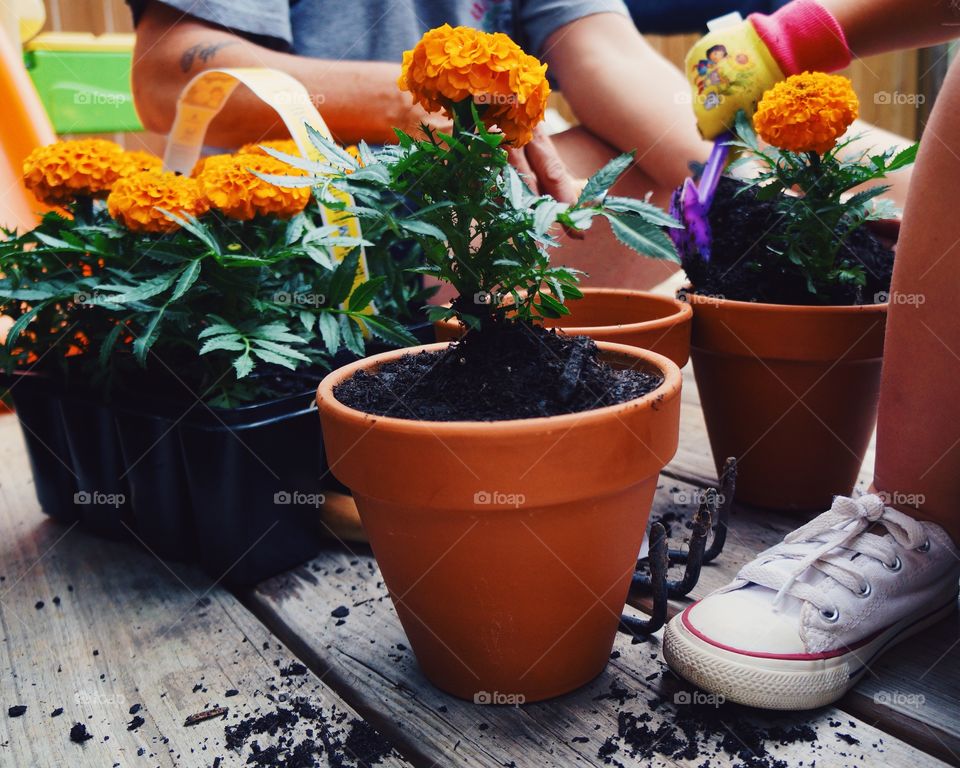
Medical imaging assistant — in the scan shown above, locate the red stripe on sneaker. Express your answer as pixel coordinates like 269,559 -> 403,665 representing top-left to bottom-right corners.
680,604 -> 883,660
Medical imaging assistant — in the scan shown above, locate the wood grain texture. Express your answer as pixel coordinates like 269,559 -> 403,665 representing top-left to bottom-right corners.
249,548 -> 949,768
0,415 -> 410,768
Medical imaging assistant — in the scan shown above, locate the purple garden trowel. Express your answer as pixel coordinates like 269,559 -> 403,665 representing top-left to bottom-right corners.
669,135 -> 731,262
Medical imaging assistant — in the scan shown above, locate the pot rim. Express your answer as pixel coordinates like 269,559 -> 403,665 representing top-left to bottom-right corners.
436,288 -> 692,334
553,288 -> 692,336
317,340 -> 682,436
683,288 -> 888,315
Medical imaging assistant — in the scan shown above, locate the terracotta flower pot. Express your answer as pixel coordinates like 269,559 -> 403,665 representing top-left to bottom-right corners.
688,293 -> 887,510
317,341 -> 681,702
434,289 -> 693,368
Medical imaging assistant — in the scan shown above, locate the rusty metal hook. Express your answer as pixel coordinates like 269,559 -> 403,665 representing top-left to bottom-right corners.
619,458 -> 737,636
668,457 -> 736,566
618,522 -> 669,637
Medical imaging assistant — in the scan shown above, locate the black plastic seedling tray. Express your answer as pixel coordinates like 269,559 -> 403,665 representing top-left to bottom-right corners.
2,321 -> 433,586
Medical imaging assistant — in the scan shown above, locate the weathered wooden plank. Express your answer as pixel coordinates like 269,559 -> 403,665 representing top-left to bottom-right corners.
0,415 -> 410,768
249,546 -> 947,768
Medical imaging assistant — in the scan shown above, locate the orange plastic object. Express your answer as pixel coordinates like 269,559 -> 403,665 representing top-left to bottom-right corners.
0,26 -> 54,232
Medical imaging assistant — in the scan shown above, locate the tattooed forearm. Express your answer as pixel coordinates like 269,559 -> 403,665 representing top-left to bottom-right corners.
180,41 -> 239,73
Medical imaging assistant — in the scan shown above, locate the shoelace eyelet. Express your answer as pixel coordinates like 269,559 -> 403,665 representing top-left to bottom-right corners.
883,555 -> 903,572
917,539 -> 931,553
820,607 -> 840,622
857,582 -> 872,598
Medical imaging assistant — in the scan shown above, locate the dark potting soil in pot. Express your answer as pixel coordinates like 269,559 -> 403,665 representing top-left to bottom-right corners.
334,323 -> 663,421
681,177 -> 894,305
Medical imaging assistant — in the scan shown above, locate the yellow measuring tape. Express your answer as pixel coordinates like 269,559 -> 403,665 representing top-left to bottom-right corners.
163,67 -> 373,314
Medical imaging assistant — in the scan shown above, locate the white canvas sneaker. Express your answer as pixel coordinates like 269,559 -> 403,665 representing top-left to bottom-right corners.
663,494 -> 960,710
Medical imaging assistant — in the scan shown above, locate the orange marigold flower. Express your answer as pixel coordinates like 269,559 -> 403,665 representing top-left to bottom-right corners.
190,153 -> 232,178
107,170 -> 209,233
196,153 -> 310,221
238,139 -> 302,157
22,139 -> 127,204
118,149 -> 163,177
753,72 -> 859,155
398,24 -> 550,146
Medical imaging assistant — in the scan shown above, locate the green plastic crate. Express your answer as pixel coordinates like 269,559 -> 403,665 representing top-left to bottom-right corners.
24,33 -> 143,134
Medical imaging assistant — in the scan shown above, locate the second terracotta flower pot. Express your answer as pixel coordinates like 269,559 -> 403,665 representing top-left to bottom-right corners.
317,341 -> 681,702
435,289 -> 693,368
689,294 -> 887,510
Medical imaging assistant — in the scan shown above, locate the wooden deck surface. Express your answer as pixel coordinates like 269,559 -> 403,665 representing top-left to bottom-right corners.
0,371 -> 956,767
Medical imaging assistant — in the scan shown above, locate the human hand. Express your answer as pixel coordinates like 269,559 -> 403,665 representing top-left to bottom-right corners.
401,103 -> 453,138
508,125 -> 585,204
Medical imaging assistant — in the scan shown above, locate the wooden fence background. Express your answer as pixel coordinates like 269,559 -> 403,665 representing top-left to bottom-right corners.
40,0 -> 938,146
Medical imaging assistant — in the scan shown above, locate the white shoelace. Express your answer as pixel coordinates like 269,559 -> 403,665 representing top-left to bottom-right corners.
739,495 -> 927,616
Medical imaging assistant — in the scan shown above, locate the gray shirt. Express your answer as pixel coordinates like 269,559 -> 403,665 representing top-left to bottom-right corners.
128,0 -> 629,62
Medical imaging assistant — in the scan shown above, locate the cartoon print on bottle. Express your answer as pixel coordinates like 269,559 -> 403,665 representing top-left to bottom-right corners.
692,41 -> 755,111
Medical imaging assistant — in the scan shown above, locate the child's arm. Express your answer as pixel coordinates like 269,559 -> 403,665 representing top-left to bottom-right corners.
823,0 -> 960,57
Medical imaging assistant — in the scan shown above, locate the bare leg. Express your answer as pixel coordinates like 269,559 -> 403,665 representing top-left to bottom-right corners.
872,60 -> 960,543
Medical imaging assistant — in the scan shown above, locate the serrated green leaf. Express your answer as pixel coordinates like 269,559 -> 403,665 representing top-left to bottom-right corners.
0,288 -> 56,300
844,186 -> 889,211
5,302 -> 48,348
169,260 -> 203,302
198,321 -> 237,339
299,310 -> 314,333
32,231 -> 77,251
133,308 -> 166,365
99,323 -> 124,368
158,210 -> 220,254
305,245 -> 334,270
348,276 -> 386,312
602,196 -> 682,228
318,312 -> 340,353
536,291 -> 567,319
99,269 -> 179,303
199,335 -> 245,355
533,200 -> 566,236
253,324 -> 308,344
425,305 -> 456,322
578,153 -> 634,205
327,250 -> 361,307
234,352 -> 254,379
246,170 -> 318,188
306,124 -> 360,169
399,218 -> 447,240
506,165 -> 524,209
605,213 -> 680,262
252,348 -> 299,369
285,214 -> 307,246
251,337 -> 312,361
338,314 -> 365,357
257,145 -> 327,173
886,143 -> 918,173
362,315 -> 419,348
